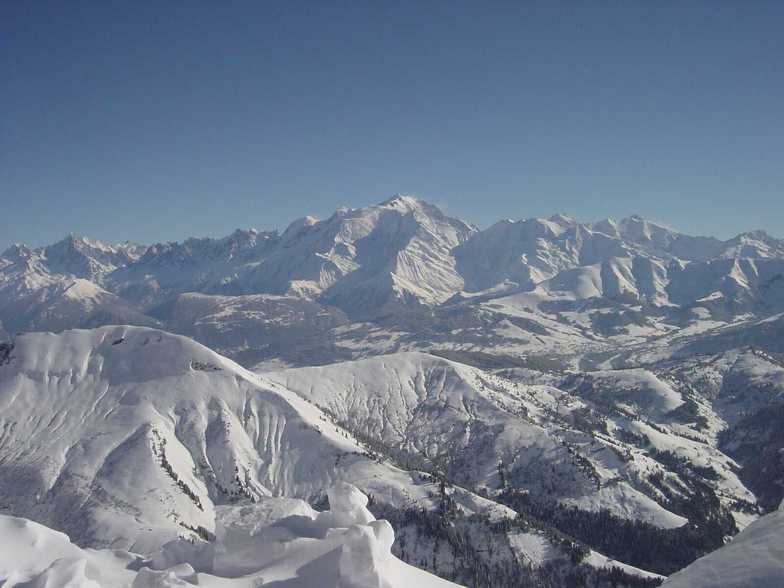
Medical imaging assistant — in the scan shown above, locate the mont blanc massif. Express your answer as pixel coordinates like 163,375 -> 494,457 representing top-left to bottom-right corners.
2,195 -> 783,587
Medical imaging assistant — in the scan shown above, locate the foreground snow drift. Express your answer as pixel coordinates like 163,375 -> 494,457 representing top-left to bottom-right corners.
0,482 -> 460,588
662,499 -> 784,588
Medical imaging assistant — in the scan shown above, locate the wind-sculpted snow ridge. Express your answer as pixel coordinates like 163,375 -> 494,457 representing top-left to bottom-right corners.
0,326 -> 511,553
663,499 -> 784,588
0,482 -> 461,587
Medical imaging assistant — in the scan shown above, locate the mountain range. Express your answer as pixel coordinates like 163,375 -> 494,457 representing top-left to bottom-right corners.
3,196 -> 784,368
1,196 -> 783,587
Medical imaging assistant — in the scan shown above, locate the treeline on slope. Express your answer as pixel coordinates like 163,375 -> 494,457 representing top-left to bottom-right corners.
429,349 -> 567,373
719,401 -> 784,512
318,418 -> 661,586
497,485 -> 735,576
368,496 -> 662,588
0,343 -> 12,365
327,408 -> 737,578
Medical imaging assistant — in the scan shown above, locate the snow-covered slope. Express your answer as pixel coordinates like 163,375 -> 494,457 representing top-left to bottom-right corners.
0,326 -> 675,585
0,482 -> 460,587
663,499 -> 784,588
3,197 -> 784,362
0,237 -> 151,334
163,292 -> 349,368
107,196 -> 475,318
267,352 -> 760,532
455,212 -> 784,307
253,196 -> 475,316
105,228 -> 279,307
41,234 -> 145,280
454,215 -> 631,292
0,326 -> 508,553
3,197 -> 784,585
0,235 -> 142,286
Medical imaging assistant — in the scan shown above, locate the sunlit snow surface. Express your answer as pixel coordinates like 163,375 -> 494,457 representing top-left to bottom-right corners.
2,200 -> 784,585
0,326 -> 672,584
663,500 -> 784,588
0,326 -> 512,553
0,482 -> 459,587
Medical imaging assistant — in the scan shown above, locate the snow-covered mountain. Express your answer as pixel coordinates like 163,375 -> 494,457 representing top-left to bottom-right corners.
3,197 -> 784,586
0,236 -> 152,334
455,213 -> 784,311
0,327 -> 667,586
0,326 -> 509,552
41,234 -> 145,280
106,228 -> 279,307
3,196 -> 783,364
268,352 -> 754,531
105,196 -> 475,318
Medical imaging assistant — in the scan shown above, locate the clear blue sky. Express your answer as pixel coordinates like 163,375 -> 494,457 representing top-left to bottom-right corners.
2,1 -> 782,249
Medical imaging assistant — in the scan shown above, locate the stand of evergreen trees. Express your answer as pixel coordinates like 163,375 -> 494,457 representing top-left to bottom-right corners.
370,500 -> 662,588
719,402 -> 784,512
497,488 -> 733,576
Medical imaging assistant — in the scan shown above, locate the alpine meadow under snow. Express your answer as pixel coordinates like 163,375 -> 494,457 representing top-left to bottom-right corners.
1,196 -> 784,587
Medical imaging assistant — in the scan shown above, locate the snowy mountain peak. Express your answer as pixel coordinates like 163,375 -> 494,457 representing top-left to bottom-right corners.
376,195 -> 471,228
0,243 -> 34,263
380,193 -> 421,207
41,235 -> 141,280
548,213 -> 577,227
720,229 -> 784,259
4,196 -> 784,340
53,232 -> 106,250
618,214 -> 662,239
592,217 -> 619,237
614,215 -> 696,245
739,229 -> 775,241
282,215 -> 319,240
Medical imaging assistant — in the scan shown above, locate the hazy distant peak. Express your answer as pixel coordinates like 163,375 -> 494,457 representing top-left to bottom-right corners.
735,229 -> 775,242
228,227 -> 260,238
618,214 -> 680,232
282,215 -> 319,239
47,232 -> 112,254
1,242 -> 34,261
379,194 -> 422,207
592,217 -> 619,237
377,195 -> 449,218
548,213 -> 577,227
